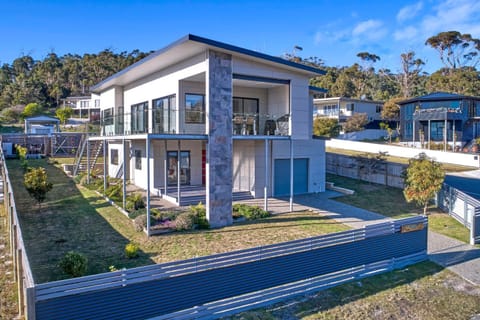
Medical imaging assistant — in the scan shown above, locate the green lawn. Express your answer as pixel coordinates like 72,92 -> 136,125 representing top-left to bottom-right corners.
227,261 -> 480,320
8,159 -> 349,283
327,173 -> 471,243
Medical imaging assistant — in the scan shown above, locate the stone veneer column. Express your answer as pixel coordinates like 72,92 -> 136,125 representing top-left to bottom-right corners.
206,50 -> 233,228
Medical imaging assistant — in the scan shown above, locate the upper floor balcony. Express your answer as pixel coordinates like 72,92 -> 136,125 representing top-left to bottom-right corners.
100,108 -> 290,137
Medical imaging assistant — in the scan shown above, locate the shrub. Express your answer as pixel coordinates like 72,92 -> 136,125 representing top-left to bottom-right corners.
15,145 -> 27,161
134,214 -> 147,232
125,243 -> 139,259
189,202 -> 209,229
24,167 -> 53,208
105,183 -> 123,201
126,193 -> 145,212
233,204 -> 270,220
59,251 -> 88,277
128,208 -> 146,219
174,212 -> 196,231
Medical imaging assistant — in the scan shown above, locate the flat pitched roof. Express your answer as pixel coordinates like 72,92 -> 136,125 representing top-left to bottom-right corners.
91,34 -> 325,93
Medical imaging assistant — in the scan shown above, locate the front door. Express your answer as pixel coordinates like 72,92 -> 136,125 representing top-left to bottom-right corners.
167,151 -> 191,185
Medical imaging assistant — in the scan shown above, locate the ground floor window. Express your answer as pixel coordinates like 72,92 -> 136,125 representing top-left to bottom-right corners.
111,149 -> 118,165
134,150 -> 142,170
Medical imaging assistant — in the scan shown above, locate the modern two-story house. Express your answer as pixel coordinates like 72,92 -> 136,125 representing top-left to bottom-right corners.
89,34 -> 326,230
399,92 -> 480,149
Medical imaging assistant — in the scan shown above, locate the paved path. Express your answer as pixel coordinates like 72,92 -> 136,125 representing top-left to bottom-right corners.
243,191 -> 480,286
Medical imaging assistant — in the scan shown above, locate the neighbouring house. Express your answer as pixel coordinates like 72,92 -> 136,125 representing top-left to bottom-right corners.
88,34 -> 327,229
398,92 -> 480,149
24,115 -> 60,135
61,95 -> 101,121
313,96 -> 384,125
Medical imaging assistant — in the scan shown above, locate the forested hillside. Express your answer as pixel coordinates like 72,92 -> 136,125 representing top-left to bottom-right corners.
1,30 -> 479,124
0,49 -> 151,122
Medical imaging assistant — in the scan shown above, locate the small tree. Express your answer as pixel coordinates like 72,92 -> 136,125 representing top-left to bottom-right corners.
56,107 -> 73,125
403,153 -> 445,215
379,122 -> 394,143
24,167 -> 53,209
20,102 -> 43,120
313,117 -> 341,137
343,113 -> 368,133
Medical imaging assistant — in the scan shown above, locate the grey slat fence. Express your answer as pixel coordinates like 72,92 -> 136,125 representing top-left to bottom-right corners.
33,216 -> 428,320
437,183 -> 480,245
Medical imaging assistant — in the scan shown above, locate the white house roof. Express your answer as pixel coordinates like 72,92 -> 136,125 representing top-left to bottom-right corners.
314,97 -> 384,105
91,34 -> 325,93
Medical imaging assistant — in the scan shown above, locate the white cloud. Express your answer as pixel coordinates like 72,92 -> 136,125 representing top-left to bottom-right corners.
394,26 -> 419,41
397,2 -> 424,23
352,20 -> 387,41
421,0 -> 480,36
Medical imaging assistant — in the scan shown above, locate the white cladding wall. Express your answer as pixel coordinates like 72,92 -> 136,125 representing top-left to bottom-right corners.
107,142 -> 125,179
180,80 -> 206,134
127,140 -> 204,190
344,101 -> 381,121
123,53 -> 208,132
232,140 -> 256,193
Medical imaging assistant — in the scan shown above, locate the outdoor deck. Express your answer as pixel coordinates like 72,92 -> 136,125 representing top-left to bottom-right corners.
157,185 -> 254,206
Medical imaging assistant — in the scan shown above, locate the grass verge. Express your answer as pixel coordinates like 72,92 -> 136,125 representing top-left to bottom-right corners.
227,261 -> 480,320
8,159 -> 349,283
327,174 -> 472,243
0,201 -> 19,319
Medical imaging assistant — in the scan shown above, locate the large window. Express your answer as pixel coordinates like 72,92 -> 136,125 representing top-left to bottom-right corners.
233,97 -> 259,115
131,102 -> 148,134
185,94 -> 205,123
102,108 -> 114,125
153,95 -> 176,133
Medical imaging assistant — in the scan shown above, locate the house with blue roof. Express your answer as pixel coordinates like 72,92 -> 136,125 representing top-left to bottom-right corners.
88,34 -> 327,231
398,92 -> 480,149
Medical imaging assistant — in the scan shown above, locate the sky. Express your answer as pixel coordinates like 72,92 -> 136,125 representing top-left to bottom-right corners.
2,0 -> 480,74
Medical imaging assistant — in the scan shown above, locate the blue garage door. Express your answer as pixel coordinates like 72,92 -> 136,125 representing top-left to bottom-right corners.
274,158 -> 308,196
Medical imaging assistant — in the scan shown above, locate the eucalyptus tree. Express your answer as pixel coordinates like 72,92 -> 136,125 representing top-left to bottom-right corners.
425,31 -> 480,71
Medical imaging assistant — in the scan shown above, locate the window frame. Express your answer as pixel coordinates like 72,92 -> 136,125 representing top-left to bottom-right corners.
110,149 -> 119,165
185,93 -> 205,124
134,149 -> 142,170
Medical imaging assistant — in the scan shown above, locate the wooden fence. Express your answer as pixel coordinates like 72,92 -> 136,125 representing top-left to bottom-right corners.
437,183 -> 480,245
1,150 -> 36,318
1,133 -> 83,157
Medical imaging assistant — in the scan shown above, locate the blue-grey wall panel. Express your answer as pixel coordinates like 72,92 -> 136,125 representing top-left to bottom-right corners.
274,158 -> 308,196
36,228 -> 427,320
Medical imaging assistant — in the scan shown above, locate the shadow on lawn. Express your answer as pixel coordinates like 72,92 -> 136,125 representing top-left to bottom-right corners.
6,159 -> 155,283
233,261 -> 445,319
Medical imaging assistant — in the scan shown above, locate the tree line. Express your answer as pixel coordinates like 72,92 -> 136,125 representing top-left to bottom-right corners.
0,49 -> 151,123
0,30 -> 479,125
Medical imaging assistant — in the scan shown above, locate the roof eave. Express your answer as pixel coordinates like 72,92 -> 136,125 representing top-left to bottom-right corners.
91,34 -> 325,93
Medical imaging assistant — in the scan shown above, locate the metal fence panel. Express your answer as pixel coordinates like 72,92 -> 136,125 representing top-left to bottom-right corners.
35,217 -> 427,320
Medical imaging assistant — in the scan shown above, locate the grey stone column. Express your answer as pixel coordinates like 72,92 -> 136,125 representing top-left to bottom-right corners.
206,50 -> 233,228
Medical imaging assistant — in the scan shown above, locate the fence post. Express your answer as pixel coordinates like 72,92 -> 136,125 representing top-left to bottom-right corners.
17,248 -> 24,317
26,286 -> 36,320
11,224 -> 17,280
